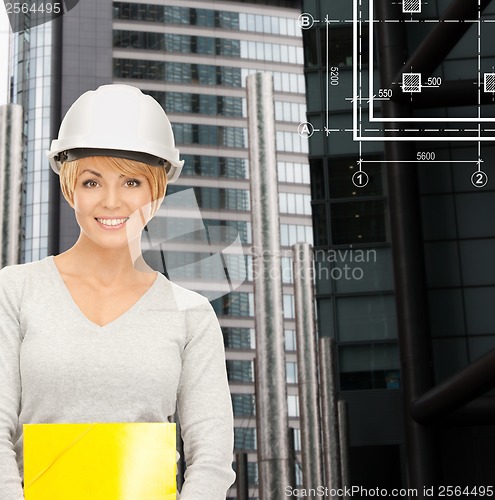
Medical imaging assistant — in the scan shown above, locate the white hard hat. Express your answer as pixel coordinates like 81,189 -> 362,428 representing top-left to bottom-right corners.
47,84 -> 184,183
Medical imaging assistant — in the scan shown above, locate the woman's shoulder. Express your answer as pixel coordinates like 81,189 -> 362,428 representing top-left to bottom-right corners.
0,258 -> 53,307
0,257 -> 52,281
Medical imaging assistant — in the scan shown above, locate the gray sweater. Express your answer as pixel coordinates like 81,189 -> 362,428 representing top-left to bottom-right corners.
0,257 -> 235,499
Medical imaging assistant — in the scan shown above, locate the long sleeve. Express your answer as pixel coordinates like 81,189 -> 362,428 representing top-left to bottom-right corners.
0,266 -> 25,499
177,300 -> 236,499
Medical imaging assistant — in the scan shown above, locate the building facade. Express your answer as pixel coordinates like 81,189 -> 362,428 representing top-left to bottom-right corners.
303,0 -> 495,493
9,1 -> 311,497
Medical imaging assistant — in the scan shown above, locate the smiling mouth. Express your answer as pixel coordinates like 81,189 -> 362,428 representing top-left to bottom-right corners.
95,217 -> 129,227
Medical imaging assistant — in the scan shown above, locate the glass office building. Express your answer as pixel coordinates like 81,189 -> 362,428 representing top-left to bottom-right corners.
303,0 -> 495,492
9,1 -> 311,497
9,20 -> 55,262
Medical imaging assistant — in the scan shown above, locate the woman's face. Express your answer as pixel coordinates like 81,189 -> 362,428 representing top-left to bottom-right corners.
72,157 -> 153,250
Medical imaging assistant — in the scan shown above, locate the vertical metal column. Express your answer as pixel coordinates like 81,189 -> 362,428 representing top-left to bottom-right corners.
292,242 -> 323,494
338,400 -> 350,500
0,104 -> 23,267
236,452 -> 249,500
48,15 -> 62,255
247,72 -> 291,499
375,0 -> 440,493
318,337 -> 341,499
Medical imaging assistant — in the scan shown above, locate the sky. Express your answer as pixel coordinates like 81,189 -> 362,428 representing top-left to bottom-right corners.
0,3 -> 10,105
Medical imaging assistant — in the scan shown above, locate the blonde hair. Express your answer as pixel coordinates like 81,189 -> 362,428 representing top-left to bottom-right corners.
59,156 -> 167,215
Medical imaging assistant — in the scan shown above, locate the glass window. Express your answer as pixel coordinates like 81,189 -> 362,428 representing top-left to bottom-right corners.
287,162 -> 295,183
328,155 -> 384,199
288,395 -> 299,417
283,294 -> 295,319
265,43 -> 273,61
234,427 -> 256,450
248,462 -> 258,485
281,44 -> 289,63
312,247 -> 394,294
336,295 -> 397,342
303,28 -> 319,68
271,16 -> 279,34
211,292 -> 254,317
279,192 -> 287,213
331,200 -> 388,245
285,329 -> 297,351
290,73 -> 299,93
172,124 -> 247,148
223,328 -> 253,349
114,58 -> 243,87
464,287 -> 495,335
279,17 -> 287,35
263,15 -> 271,33
280,224 -> 313,247
181,155 -> 248,179
286,362 -> 298,384
287,19 -> 296,37
281,256 -> 293,283
247,14 -> 255,31
339,343 -> 401,390
428,288 -> 465,338
293,428 -> 301,452
232,394 -> 256,416
312,203 -> 329,247
323,25 -> 369,68
273,71 -> 282,91
226,360 -> 254,382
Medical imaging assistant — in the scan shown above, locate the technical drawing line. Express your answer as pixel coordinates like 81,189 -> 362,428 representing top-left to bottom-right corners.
359,0 -> 363,143
478,0 -> 482,121
326,14 -> 329,132
359,160 -> 481,164
354,136 -> 495,142
353,0 -> 359,141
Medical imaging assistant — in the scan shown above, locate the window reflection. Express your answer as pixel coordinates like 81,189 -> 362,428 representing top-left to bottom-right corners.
231,394 -> 256,416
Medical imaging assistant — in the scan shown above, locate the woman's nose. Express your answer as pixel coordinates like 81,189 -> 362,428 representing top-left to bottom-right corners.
101,187 -> 122,209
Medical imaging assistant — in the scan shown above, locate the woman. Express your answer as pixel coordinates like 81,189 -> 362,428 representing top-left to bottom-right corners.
0,84 -> 236,499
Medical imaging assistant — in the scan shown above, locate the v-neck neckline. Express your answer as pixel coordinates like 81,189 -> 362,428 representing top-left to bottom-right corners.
47,255 -> 160,332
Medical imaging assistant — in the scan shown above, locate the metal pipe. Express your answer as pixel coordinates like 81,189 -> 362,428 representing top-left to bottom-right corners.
391,0 -> 492,85
48,15 -> 62,256
236,452 -> 249,500
247,72 -> 291,499
411,348 -> 495,424
445,397 -> 495,426
338,400 -> 350,500
288,427 -> 297,491
292,243 -> 324,494
318,337 -> 341,499
0,104 -> 23,267
375,0 -> 440,494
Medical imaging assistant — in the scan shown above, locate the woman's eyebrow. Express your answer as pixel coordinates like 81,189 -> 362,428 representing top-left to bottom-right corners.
79,169 -> 102,177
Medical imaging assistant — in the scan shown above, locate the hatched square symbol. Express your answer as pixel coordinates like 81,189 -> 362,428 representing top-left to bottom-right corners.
484,73 -> 495,92
403,0 -> 421,13
402,73 -> 421,93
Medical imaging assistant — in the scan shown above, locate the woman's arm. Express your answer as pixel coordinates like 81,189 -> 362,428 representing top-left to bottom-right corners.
0,266 -> 26,499
177,300 -> 236,500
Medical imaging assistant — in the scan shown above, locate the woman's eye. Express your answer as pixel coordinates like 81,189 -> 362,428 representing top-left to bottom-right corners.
125,179 -> 141,188
82,180 -> 99,188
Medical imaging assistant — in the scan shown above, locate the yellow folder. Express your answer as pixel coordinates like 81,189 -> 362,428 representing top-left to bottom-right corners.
23,422 -> 177,500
